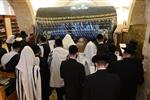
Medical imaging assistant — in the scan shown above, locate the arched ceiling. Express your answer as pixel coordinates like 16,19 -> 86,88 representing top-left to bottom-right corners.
7,0 -> 143,33
31,0 -> 133,10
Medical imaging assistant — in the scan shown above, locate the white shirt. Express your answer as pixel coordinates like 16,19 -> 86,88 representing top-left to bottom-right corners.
50,47 -> 68,87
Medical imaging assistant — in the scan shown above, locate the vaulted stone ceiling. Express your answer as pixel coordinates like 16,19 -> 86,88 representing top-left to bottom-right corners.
31,0 -> 133,10
7,0 -> 142,33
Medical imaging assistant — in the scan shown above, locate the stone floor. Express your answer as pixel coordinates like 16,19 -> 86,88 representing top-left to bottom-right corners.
49,90 -> 56,100
49,90 -> 66,100
49,90 -> 60,100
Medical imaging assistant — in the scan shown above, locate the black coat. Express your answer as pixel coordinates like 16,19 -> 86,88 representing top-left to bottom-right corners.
107,52 -> 117,63
93,41 -> 109,55
5,54 -> 20,72
60,59 -> 85,100
82,70 -> 120,100
109,58 -> 144,100
41,43 -> 50,60
39,57 -> 50,100
0,48 -> 7,65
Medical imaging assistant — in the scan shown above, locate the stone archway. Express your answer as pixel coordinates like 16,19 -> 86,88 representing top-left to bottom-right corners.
7,0 -> 35,33
5,0 -> 150,99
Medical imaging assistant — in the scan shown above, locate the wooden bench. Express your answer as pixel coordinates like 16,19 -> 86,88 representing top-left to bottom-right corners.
0,72 -> 17,100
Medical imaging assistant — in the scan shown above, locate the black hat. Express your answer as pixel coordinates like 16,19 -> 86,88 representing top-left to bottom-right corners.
20,31 -> 28,38
92,53 -> 110,63
122,43 -> 137,54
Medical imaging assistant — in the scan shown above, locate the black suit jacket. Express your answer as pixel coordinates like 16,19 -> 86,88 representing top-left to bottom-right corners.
41,43 -> 50,60
0,48 -> 7,65
39,57 -> 50,100
109,58 -> 144,100
60,59 -> 85,100
82,70 -> 120,100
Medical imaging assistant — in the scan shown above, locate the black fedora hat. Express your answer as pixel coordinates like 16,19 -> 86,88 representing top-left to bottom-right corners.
20,31 -> 28,37
122,43 -> 137,54
92,53 -> 110,63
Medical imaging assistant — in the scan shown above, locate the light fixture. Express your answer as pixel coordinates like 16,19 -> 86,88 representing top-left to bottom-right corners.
71,0 -> 91,10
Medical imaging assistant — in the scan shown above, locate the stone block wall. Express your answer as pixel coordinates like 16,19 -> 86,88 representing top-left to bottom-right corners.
122,24 -> 146,60
142,0 -> 150,100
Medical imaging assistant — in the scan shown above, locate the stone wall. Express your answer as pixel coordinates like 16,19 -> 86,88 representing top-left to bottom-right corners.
121,0 -> 147,99
130,0 -> 146,25
122,24 -> 146,61
143,0 -> 150,99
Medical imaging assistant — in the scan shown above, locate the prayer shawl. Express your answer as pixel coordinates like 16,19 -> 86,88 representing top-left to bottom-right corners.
16,46 -> 41,100
50,47 -> 68,88
63,34 -> 75,50
38,43 -> 50,60
84,41 -> 97,67
48,40 -> 55,51
77,53 -> 90,75
1,50 -> 18,69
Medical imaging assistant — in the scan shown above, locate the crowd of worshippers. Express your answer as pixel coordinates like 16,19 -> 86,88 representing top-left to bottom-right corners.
0,31 -> 144,100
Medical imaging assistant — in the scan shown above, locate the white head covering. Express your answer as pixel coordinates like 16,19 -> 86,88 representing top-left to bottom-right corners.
16,46 -> 41,100
63,34 -> 75,50
84,41 -> 97,61
77,53 -> 90,75
16,46 -> 35,72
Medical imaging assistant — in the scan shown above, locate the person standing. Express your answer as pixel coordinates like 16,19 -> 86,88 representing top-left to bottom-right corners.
30,44 -> 50,100
16,46 -> 41,100
109,43 -> 144,100
107,44 -> 117,63
62,34 -> 75,50
38,36 -> 51,61
0,40 -> 7,66
93,34 -> 108,55
60,45 -> 85,100
82,53 -> 120,100
6,34 -> 15,52
50,38 -> 68,100
84,41 -> 97,67
1,40 -> 21,72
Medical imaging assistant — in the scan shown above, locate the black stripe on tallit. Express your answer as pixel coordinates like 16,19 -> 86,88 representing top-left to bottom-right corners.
32,65 -> 36,100
21,76 -> 24,100
33,65 -> 36,89
36,69 -> 38,79
17,70 -> 20,100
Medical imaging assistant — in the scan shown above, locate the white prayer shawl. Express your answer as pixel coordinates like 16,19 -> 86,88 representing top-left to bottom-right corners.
16,46 -> 41,100
50,47 -> 68,87
84,41 -> 97,67
77,53 -> 90,75
38,44 -> 44,58
62,34 -> 75,50
48,40 -> 55,51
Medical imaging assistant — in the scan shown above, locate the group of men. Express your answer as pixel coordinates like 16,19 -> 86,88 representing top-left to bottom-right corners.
0,32 -> 144,100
